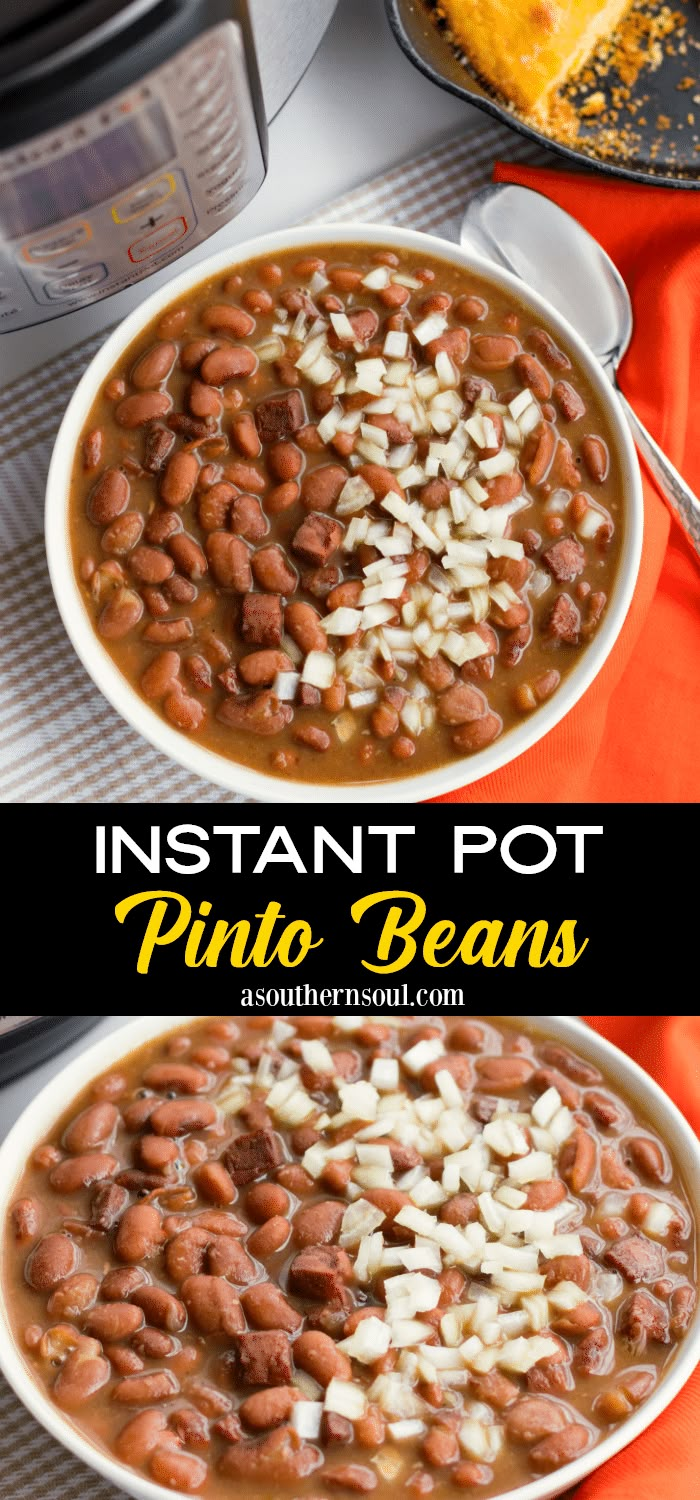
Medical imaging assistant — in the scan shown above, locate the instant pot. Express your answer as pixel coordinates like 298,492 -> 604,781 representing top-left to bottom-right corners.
0,0 -> 337,332
0,1016 -> 101,1081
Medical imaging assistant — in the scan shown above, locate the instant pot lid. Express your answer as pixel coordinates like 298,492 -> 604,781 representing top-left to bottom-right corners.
0,0 -> 159,87
248,0 -> 338,120
0,0 -> 338,121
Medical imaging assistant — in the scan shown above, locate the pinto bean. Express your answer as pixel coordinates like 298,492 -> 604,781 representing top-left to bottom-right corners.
241,1284 -> 302,1333
189,378 -> 223,420
166,533 -> 208,580
131,1286 -> 187,1332
133,1327 -> 176,1359
54,1350 -> 111,1409
161,451 -> 200,509
426,328 -> 469,365
252,545 -> 297,595
470,1371 -> 519,1409
50,1153 -> 118,1192
141,650 -> 181,701
506,1399 -> 567,1443
454,295 -> 488,323
100,1268 -> 146,1302
582,435 -> 609,483
326,1465 -> 377,1491
217,690 -> 293,737
205,532 -> 252,591
150,1098 -> 217,1136
539,1043 -> 601,1084
193,1161 -> 236,1205
514,353 -> 552,400
115,1204 -> 164,1263
232,412 -> 263,459
526,1179 -> 567,1211
239,1387 -> 298,1430
543,1254 -> 591,1291
203,304 -> 256,338
248,1216 -> 291,1258
301,465 -> 346,512
239,1183 -> 287,1229
451,712 -> 502,752
88,468 -> 130,525
293,1200 -> 344,1247
530,1424 -> 591,1470
102,512 -> 143,555
116,392 -> 172,428
239,649 -> 293,686
115,1409 -> 170,1465
82,428 -> 103,471
627,1136 -> 669,1183
130,544 -> 175,585
83,1302 -> 144,1341
574,1326 -> 610,1373
207,1236 -> 256,1283
48,1273 -> 99,1318
218,1425 -> 321,1482
601,1147 -> 636,1190
475,1056 -> 534,1090
163,690 -> 204,731
142,1062 -> 209,1093
437,681 -> 487,726
350,1407 -> 384,1449
422,1427 -> 460,1467
670,1284 -> 696,1337
472,334 -> 519,369
113,1371 -> 180,1404
132,342 -> 177,389
182,1275 -> 244,1335
10,1198 -> 41,1242
294,724 -> 330,752
439,1193 -> 479,1227
293,1330 -> 351,1387
560,1128 -> 597,1192
165,1227 -> 209,1282
201,345 -> 258,384
585,1090 -> 623,1127
551,1302 -> 602,1337
268,441 -> 303,483
284,600 -> 327,654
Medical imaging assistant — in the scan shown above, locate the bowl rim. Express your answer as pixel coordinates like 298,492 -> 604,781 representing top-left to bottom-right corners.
0,1013 -> 698,1500
45,221 -> 644,803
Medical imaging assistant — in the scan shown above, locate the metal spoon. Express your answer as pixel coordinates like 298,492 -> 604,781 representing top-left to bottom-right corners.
460,183 -> 700,557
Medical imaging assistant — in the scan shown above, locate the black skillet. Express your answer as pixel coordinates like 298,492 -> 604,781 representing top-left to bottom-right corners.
386,0 -> 700,189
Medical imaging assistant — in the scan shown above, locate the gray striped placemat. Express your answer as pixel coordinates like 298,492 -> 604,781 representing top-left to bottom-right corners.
0,120 -> 544,806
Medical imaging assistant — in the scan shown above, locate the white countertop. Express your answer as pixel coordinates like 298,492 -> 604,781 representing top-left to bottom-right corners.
0,0 -> 472,386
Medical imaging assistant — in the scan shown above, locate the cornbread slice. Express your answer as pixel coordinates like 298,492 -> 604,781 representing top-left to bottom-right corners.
439,0 -> 634,116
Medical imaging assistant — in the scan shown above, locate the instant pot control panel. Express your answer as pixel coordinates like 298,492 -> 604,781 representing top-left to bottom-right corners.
0,22 -> 265,332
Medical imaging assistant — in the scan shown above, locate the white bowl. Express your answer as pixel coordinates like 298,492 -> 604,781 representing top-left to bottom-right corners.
0,1014 -> 698,1500
45,224 -> 643,802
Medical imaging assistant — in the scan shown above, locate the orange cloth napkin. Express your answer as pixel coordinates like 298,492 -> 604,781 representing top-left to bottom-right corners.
573,1015 -> 700,1498
435,166 -> 700,804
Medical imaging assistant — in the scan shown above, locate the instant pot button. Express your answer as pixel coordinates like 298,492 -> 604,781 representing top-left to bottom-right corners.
112,174 -> 176,224
23,222 -> 92,261
43,263 -> 109,298
128,217 -> 188,263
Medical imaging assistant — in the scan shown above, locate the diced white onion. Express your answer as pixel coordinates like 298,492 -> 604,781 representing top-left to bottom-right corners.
324,1379 -> 367,1419
301,651 -> 336,690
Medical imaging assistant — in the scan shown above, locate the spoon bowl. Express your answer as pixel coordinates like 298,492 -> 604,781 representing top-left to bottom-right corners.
461,183 -> 700,555
460,183 -> 632,368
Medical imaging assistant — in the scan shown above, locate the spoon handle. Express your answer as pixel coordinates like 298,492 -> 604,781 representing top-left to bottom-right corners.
614,383 -> 700,558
